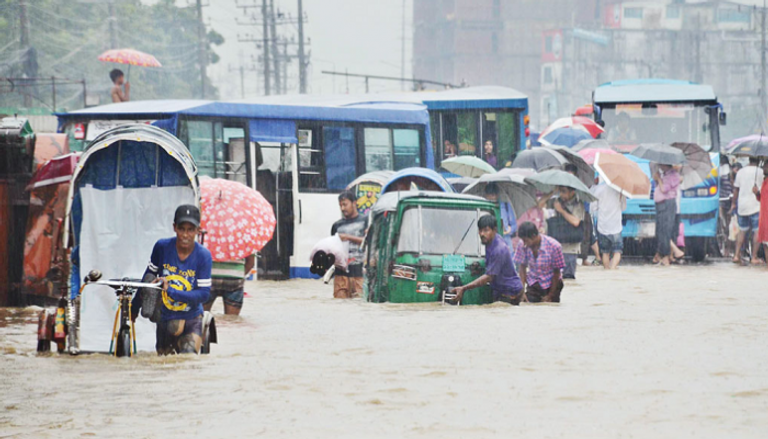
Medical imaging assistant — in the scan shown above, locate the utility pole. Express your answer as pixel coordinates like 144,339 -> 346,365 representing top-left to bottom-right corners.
196,0 -> 207,99
262,0 -> 271,95
282,38 -> 289,94
18,0 -> 29,47
762,1 -> 767,130
297,0 -> 307,93
269,0 -> 281,95
108,1 -> 117,49
400,0 -> 406,91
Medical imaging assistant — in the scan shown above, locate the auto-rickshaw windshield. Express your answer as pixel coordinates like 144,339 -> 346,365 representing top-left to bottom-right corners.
397,207 -> 492,256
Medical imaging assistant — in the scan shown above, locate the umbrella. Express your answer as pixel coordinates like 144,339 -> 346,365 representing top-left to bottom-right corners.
667,142 -> 714,189
200,178 -> 276,262
543,145 -> 595,188
462,173 -> 539,217
726,134 -> 765,154
26,152 -> 80,190
511,148 -> 567,171
630,143 -> 687,165
539,127 -> 593,148
440,156 -> 497,177
571,138 -> 612,153
524,169 -> 598,202
498,167 -> 536,178
593,152 -> 650,198
577,147 -> 618,165
446,176 -> 477,192
98,48 -> 162,67
729,135 -> 768,158
540,116 -> 605,139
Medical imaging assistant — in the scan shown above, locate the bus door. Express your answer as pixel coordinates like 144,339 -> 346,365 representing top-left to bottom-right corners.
255,141 -> 293,279
291,126 -> 351,278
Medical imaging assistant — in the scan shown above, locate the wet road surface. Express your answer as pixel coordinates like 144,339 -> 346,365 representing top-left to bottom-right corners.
1,263 -> 767,438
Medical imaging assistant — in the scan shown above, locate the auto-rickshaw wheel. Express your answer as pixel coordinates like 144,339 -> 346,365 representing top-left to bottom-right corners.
115,328 -> 132,358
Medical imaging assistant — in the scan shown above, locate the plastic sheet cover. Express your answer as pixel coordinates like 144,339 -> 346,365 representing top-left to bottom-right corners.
77,185 -> 195,353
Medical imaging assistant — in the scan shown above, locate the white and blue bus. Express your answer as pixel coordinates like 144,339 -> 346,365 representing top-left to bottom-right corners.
592,79 -> 726,261
58,100 -> 433,279
250,86 -> 530,170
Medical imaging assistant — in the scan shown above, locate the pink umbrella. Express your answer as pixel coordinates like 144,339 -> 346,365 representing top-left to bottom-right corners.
200,178 -> 276,262
540,116 -> 605,139
577,147 -> 618,165
26,152 -> 80,190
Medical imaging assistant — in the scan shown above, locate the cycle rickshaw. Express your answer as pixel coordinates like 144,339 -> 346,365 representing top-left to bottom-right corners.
38,124 -> 216,356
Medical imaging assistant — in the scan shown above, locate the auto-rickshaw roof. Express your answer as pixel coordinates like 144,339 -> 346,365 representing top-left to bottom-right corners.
381,167 -> 455,193
372,191 -> 488,215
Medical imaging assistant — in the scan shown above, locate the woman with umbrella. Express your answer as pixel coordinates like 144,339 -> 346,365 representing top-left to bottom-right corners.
652,163 -> 682,266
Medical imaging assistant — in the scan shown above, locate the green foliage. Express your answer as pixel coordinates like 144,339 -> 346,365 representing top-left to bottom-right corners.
0,0 -> 222,111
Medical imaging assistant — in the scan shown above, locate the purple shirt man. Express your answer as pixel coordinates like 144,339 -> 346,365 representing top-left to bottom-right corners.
514,222 -> 566,303
451,215 -> 524,305
485,233 -> 524,299
653,168 -> 681,203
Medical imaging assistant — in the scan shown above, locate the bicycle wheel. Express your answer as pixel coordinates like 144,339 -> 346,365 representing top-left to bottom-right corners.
116,327 -> 132,358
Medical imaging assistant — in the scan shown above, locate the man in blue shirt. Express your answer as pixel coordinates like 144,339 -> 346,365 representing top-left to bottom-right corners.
135,205 -> 212,355
451,215 -> 524,305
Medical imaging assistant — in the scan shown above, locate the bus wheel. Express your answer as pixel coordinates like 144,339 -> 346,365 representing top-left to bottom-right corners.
687,237 -> 707,262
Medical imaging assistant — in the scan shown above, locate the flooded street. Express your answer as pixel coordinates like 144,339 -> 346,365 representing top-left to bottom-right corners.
2,263 -> 767,438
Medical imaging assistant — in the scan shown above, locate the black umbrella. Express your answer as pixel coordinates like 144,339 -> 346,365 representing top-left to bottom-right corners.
730,136 -> 768,158
544,145 -> 595,188
630,143 -> 687,165
511,148 -> 567,171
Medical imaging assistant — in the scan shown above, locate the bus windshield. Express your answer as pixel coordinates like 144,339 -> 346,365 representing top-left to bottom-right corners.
600,103 -> 713,151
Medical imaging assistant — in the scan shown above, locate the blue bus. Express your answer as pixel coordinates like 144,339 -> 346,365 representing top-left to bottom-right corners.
250,86 -> 530,170
57,99 -> 432,279
592,79 -> 726,261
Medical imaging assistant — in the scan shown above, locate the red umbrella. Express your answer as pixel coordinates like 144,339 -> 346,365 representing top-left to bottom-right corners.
26,152 -> 80,190
540,116 -> 605,139
98,48 -> 162,67
200,178 -> 276,262
577,147 -> 617,165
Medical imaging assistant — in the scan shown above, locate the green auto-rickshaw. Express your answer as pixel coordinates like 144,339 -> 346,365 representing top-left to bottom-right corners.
364,191 -> 502,305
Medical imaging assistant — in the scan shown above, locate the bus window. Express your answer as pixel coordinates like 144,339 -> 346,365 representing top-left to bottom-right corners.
323,126 -> 356,190
364,128 -> 393,172
213,122 -> 226,178
429,113 -> 440,166
393,129 -> 420,170
184,120 -> 216,177
223,126 -> 247,185
497,112 -> 519,166
298,127 -> 326,191
457,113 -> 478,156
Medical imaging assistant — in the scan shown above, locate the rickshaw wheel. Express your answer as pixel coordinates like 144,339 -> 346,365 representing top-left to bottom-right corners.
200,328 -> 211,354
115,328 -> 132,358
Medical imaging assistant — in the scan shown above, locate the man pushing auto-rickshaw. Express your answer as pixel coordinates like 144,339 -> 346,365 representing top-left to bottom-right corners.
133,205 -> 213,355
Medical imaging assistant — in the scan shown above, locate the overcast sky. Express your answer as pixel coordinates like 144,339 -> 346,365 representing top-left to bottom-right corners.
201,0 -> 412,99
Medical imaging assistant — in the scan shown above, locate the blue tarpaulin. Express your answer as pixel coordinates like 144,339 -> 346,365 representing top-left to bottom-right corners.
249,119 -> 297,144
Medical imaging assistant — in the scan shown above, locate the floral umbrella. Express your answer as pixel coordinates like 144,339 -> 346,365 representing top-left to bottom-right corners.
98,48 -> 162,67
200,178 -> 276,262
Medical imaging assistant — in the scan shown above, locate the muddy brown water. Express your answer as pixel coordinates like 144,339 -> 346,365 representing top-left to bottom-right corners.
1,263 -> 767,438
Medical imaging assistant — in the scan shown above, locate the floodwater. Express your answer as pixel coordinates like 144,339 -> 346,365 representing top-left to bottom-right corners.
1,263 -> 767,438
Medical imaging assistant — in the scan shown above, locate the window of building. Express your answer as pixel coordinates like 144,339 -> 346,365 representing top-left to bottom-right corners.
666,5 -> 681,19
624,7 -> 643,19
492,32 -> 498,54
545,35 -> 553,53
718,8 -> 751,23
543,66 -> 553,84
364,128 -> 393,172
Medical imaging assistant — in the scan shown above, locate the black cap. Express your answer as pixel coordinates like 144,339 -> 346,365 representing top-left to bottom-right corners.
174,204 -> 200,228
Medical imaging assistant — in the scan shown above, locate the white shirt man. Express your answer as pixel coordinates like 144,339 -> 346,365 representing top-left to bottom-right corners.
591,183 -> 626,269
